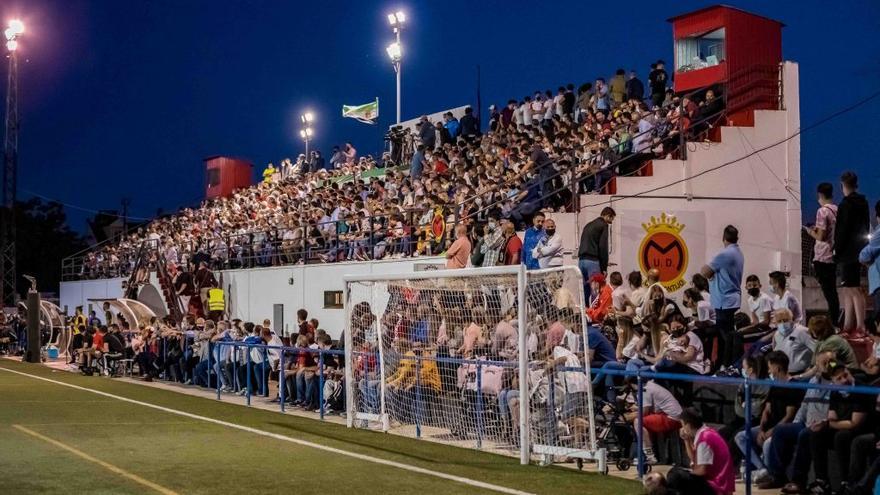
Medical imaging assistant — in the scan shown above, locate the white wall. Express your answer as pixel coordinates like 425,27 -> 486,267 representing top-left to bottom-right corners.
60,258 -> 444,339
59,277 -> 125,317
571,62 -> 802,305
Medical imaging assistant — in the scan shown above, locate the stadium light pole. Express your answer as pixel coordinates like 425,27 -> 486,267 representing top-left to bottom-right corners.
386,11 -> 405,124
300,112 -> 314,156
1,19 -> 24,306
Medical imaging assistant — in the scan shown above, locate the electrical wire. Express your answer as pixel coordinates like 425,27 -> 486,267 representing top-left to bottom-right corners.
578,88 -> 880,210
19,187 -> 154,221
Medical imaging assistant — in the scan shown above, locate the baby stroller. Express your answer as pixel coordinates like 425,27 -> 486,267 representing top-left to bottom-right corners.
593,396 -> 649,473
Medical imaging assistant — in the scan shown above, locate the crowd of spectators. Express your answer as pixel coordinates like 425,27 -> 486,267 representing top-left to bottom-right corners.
53,169 -> 880,495
71,60 -> 726,281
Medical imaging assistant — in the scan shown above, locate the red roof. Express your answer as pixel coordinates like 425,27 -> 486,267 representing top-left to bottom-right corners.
667,4 -> 785,27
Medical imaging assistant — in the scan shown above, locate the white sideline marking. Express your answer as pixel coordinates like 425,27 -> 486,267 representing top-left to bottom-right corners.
0,366 -> 535,495
12,424 -> 180,495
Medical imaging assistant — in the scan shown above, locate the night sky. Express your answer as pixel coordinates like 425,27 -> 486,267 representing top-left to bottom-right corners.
3,0 -> 880,231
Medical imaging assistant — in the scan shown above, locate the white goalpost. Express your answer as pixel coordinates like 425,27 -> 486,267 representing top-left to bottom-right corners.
343,265 -> 606,470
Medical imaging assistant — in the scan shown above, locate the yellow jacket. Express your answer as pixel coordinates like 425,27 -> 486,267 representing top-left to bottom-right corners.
387,351 -> 441,391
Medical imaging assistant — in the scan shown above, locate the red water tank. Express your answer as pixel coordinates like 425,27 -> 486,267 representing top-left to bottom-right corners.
204,156 -> 253,199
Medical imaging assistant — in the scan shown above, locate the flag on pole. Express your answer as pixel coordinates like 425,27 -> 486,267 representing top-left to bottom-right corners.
342,98 -> 379,124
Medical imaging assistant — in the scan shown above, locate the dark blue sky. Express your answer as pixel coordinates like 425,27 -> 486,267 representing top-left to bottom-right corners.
3,0 -> 880,231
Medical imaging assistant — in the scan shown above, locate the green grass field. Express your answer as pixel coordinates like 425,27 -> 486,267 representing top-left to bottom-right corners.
0,359 -> 639,495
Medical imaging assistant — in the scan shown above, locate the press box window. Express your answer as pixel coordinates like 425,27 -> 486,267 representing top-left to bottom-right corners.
206,168 -> 221,187
675,27 -> 725,73
323,290 -> 343,309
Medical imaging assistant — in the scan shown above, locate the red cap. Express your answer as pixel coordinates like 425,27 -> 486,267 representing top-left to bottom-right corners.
589,273 -> 606,285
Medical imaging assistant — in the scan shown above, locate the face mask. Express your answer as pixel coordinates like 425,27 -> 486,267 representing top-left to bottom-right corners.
488,221 -> 496,230
768,373 -> 777,381
545,229 -> 556,236
778,322 -> 792,334
747,288 -> 760,298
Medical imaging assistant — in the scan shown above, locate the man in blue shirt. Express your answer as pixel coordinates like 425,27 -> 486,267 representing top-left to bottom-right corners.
587,325 -> 617,367
410,144 -> 425,180
521,211 -> 545,270
701,225 -> 744,368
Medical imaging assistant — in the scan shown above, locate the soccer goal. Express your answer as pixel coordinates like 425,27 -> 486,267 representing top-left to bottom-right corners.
343,265 -> 605,470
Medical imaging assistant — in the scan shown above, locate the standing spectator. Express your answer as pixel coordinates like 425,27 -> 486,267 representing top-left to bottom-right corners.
578,207 -> 615,299
487,105 -> 500,132
701,225 -> 744,368
459,106 -> 480,138
532,218 -> 563,268
329,145 -> 345,169
435,121 -> 453,147
594,78 -> 610,114
668,408 -> 735,495
859,200 -> 880,329
807,182 -> 839,323
522,212 -> 545,270
312,150 -> 326,172
501,220 -> 522,266
562,83 -> 576,117
343,142 -> 357,164
410,144 -> 426,180
501,100 -> 516,128
835,171 -> 871,335
445,223 -> 471,269
443,112 -> 460,139
417,116 -> 434,149
480,212 -> 506,267
626,69 -> 645,102
648,61 -> 668,108
610,69 -> 627,106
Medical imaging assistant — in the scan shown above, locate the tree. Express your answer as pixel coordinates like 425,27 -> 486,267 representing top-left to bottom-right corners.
13,198 -> 87,298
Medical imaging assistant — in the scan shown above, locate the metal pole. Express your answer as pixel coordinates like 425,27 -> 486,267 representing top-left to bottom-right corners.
1,46 -> 19,306
319,351 -> 325,420
516,265 -> 529,464
395,30 -> 401,124
636,372 -> 645,478
414,354 -> 421,438
280,348 -> 286,413
743,376 -> 753,495
246,345 -> 252,406
476,361 -> 483,449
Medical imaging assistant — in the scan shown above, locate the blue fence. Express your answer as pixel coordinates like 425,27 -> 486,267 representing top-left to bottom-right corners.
154,339 -> 880,495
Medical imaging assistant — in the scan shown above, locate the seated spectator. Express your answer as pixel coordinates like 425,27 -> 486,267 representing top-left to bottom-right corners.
761,350 -> 833,490
585,273 -> 613,324
804,361 -> 874,494
796,315 -> 857,380
623,378 -> 683,465
739,274 -> 773,335
667,408 -> 735,495
770,308 -> 814,375
735,351 -> 803,483
652,315 -> 707,376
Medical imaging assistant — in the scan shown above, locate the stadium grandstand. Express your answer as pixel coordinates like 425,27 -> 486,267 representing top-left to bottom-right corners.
3,4 -> 880,495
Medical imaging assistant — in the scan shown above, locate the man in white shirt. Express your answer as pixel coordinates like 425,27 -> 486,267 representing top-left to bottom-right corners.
741,274 -> 773,334
533,218 -> 563,268
771,309 -> 815,375
769,271 -> 803,325
520,97 -> 533,126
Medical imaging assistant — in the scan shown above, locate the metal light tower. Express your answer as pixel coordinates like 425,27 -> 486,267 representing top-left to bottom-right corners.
1,19 -> 23,306
386,11 -> 405,124
299,112 -> 314,156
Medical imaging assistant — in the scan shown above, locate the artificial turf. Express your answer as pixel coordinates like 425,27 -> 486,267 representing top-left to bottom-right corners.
0,360 -> 640,494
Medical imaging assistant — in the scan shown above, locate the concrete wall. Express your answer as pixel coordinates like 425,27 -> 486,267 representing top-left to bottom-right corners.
569,62 -> 802,305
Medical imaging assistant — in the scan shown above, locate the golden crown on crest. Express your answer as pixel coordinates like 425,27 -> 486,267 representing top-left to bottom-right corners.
641,212 -> 685,233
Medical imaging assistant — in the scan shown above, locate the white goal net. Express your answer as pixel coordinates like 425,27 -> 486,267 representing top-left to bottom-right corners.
343,265 -> 604,469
